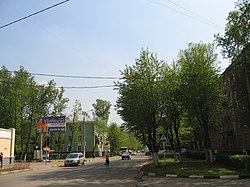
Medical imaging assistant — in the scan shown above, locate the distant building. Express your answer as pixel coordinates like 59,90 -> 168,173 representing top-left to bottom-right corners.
57,120 -> 108,157
210,45 -> 250,150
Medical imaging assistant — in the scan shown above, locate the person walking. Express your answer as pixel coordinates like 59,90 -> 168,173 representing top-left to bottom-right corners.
105,155 -> 110,168
0,152 -> 3,168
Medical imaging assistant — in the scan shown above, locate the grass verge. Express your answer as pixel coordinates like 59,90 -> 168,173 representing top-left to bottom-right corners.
141,158 -> 250,176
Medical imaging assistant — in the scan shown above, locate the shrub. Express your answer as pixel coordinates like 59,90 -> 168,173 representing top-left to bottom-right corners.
216,151 -> 250,171
186,150 -> 206,160
229,154 -> 250,170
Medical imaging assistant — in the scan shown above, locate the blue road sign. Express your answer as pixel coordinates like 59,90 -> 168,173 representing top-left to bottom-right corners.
159,133 -> 168,142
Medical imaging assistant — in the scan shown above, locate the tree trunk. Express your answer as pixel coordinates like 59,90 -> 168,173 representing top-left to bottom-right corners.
152,152 -> 159,166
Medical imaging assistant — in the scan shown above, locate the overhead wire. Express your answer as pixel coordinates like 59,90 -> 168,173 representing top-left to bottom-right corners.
8,70 -> 121,80
0,0 -> 70,30
145,0 -> 223,30
164,0 -> 223,29
0,79 -> 116,89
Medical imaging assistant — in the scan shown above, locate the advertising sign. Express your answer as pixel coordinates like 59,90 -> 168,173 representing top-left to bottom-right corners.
47,116 -> 66,132
36,116 -> 66,133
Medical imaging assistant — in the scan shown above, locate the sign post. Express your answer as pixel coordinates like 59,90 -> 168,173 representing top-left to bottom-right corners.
159,133 -> 168,159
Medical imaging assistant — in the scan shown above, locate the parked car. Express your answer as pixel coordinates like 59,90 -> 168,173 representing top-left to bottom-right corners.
175,148 -> 187,155
64,153 -> 85,166
145,150 -> 151,155
158,150 -> 174,158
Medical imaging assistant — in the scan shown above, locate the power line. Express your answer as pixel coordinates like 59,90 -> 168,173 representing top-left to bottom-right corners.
145,0 -> 223,30
164,0 -> 223,29
0,0 -> 70,30
8,70 -> 121,80
0,79 -> 115,89
62,85 -> 115,89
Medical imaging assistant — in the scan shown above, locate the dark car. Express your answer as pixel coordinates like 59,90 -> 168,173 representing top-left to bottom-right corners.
145,150 -> 151,155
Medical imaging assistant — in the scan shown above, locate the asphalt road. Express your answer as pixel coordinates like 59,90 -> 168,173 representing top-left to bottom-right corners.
0,155 -> 147,187
1,154 -> 250,187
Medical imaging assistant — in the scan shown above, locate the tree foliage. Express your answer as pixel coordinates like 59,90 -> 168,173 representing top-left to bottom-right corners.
0,66 -> 68,159
215,0 -> 250,60
92,99 -> 111,123
177,43 -> 223,161
116,49 -> 165,165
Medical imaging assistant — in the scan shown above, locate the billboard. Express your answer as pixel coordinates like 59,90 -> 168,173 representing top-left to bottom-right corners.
36,116 -> 66,133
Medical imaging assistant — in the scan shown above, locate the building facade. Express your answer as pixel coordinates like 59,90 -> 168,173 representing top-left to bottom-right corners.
210,45 -> 250,150
0,128 -> 15,164
53,120 -> 108,157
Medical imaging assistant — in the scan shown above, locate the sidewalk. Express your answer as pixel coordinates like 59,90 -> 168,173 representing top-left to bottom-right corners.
0,157 -> 102,175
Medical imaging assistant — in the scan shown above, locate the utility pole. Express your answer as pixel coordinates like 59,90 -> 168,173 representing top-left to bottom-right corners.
83,116 -> 86,158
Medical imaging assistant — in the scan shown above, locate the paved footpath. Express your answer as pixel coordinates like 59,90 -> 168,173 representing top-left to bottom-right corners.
0,157 -> 102,174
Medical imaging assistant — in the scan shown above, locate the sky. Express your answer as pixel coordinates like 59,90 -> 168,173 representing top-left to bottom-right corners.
0,0 -> 237,125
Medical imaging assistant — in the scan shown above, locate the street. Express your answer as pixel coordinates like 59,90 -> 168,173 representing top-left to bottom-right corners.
1,154 -> 250,187
0,155 -> 146,187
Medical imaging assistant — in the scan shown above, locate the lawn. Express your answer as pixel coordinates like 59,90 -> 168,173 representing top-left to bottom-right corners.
141,158 -> 250,176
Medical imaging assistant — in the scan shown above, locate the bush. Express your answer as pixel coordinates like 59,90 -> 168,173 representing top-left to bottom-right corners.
186,150 -> 206,160
216,151 -> 250,171
229,154 -> 250,170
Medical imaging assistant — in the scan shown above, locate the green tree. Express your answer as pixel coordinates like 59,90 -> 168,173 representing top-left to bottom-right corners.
92,99 -> 111,152
215,0 -> 250,60
92,99 -> 111,123
107,123 -> 124,155
178,43 -> 223,162
69,99 -> 82,149
160,62 -> 183,157
116,49 -> 164,165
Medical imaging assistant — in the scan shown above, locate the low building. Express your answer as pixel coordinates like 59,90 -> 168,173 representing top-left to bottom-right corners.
54,120 -> 108,157
0,128 -> 15,164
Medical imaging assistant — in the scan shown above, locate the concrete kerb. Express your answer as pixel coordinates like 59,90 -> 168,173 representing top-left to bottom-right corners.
140,171 -> 250,179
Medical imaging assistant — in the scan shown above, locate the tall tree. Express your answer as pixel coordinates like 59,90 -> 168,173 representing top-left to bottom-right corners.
70,99 -> 82,149
116,49 -> 164,165
160,62 -> 183,154
107,123 -> 124,155
92,99 -> 111,123
215,0 -> 250,60
178,43 -> 223,162
0,66 -> 69,159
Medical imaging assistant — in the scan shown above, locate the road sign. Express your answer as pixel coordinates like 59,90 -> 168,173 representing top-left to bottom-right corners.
159,133 -> 168,142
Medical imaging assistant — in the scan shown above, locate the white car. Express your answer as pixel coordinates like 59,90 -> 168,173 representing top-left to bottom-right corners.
64,153 -> 85,166
158,150 -> 174,158
121,151 -> 131,160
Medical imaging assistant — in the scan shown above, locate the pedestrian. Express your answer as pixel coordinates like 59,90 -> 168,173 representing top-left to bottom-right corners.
0,152 -> 3,168
105,155 -> 110,168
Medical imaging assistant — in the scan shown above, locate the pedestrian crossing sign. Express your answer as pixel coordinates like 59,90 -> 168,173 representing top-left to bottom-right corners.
159,133 -> 168,142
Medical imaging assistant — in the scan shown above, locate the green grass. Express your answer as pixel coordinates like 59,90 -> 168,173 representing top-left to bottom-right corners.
141,158 -> 250,176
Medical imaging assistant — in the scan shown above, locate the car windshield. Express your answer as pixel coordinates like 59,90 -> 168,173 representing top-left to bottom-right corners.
67,154 -> 78,158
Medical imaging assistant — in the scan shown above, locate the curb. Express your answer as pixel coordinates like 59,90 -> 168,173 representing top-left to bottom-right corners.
0,158 -> 100,175
0,168 -> 31,175
140,171 -> 250,179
